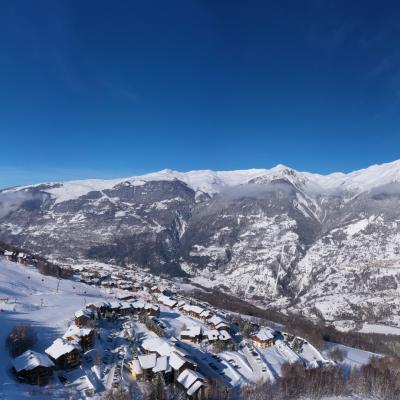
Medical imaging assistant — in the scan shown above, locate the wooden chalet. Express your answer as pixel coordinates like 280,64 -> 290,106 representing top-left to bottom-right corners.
45,338 -> 81,369
182,304 -> 204,318
129,354 -> 172,382
86,301 -> 110,317
12,350 -> 54,385
63,325 -> 95,352
177,369 -> 207,400
169,350 -> 197,381
180,326 -> 202,343
74,308 -> 94,327
208,315 -> 231,332
252,327 -> 275,348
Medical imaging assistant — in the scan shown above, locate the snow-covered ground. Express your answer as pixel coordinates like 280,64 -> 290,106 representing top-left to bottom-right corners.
358,323 -> 400,335
0,257 -> 382,399
0,258 -> 105,399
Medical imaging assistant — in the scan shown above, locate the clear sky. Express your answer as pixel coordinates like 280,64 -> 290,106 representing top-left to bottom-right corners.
1,1 -> 400,188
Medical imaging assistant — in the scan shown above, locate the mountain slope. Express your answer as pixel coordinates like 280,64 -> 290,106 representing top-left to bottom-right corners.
2,160 -> 400,327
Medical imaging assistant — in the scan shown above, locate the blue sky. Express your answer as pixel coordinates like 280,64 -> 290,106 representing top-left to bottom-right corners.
1,1 -> 400,188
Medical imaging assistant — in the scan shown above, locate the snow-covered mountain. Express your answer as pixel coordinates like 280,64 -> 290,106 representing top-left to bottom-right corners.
2,160 -> 400,328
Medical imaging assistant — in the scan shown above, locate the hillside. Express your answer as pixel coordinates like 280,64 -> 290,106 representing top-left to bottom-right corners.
1,161 -> 400,328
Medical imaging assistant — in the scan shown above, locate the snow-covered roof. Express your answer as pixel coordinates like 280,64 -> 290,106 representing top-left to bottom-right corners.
200,310 -> 212,318
109,301 -> 121,309
141,337 -> 172,357
4,250 -> 14,256
204,329 -> 220,341
181,326 -> 202,338
187,379 -> 205,396
92,300 -> 110,308
177,368 -> 205,389
208,315 -> 225,326
182,304 -> 204,314
254,327 -> 274,341
138,354 -> 157,370
12,350 -> 54,372
74,308 -> 93,319
132,300 -> 145,309
119,301 -> 132,310
63,324 -> 93,340
45,338 -> 81,360
218,330 -> 232,341
158,295 -> 177,308
152,355 -> 170,373
169,352 -> 188,370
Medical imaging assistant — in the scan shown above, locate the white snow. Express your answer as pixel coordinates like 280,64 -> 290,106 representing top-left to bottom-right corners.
0,258 -> 104,399
7,159 -> 400,204
343,219 -> 370,237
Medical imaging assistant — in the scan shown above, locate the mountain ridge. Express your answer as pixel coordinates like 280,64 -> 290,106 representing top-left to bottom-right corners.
4,158 -> 400,202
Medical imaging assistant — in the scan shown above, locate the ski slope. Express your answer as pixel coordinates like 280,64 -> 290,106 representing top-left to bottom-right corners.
0,258 -> 104,399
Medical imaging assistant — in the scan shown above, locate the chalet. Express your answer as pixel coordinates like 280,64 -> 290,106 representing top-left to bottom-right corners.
252,327 -> 275,348
63,325 -> 95,352
100,279 -> 114,288
169,350 -> 197,381
45,338 -> 81,369
74,308 -> 94,327
182,304 -> 204,318
4,250 -> 15,261
144,303 -> 160,317
176,300 -> 186,310
199,310 -> 212,321
152,355 -> 173,382
137,353 -> 157,380
141,337 -> 174,357
12,350 -> 54,385
150,285 -> 161,294
17,252 -> 32,264
180,326 -> 202,343
157,295 -> 177,309
177,369 -> 206,400
131,300 -> 145,314
208,315 -> 231,332
119,302 -> 133,316
108,301 -> 122,315
86,301 -> 110,317
204,329 -> 232,343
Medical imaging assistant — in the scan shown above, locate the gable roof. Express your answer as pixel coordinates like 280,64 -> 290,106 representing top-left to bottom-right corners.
141,337 -> 172,357
187,380 -> 205,396
177,368 -> 205,389
180,326 -> 202,338
138,353 -> 157,370
74,308 -> 93,319
254,327 -> 274,341
63,324 -> 93,340
169,351 -> 188,370
152,355 -> 170,373
45,338 -> 81,360
13,350 -> 54,372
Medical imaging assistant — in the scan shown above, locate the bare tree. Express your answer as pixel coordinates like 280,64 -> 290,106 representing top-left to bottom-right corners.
6,325 -> 37,357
